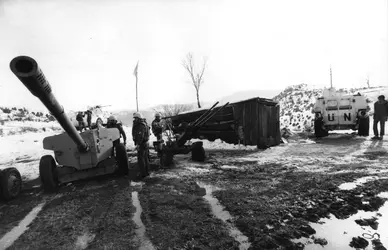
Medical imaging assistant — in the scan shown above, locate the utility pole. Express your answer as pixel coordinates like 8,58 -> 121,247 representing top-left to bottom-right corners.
330,65 -> 333,88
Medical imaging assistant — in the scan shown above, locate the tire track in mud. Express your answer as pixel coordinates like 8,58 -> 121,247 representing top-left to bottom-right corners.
4,176 -> 138,250
130,182 -> 156,250
197,181 -> 252,250
84,177 -> 138,250
137,173 -> 240,249
0,193 -> 58,250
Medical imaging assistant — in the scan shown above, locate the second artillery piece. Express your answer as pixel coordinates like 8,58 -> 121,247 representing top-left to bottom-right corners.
153,101 -> 230,167
10,56 -> 129,192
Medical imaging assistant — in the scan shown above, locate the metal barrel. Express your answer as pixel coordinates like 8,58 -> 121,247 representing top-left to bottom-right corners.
9,56 -> 89,152
190,101 -> 219,127
192,102 -> 224,128
198,102 -> 230,127
177,102 -> 230,146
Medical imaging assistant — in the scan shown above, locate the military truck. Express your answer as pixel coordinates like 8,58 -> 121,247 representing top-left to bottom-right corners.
312,88 -> 370,137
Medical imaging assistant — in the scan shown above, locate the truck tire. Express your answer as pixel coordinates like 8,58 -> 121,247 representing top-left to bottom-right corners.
314,119 -> 328,138
114,143 -> 129,175
39,155 -> 59,192
358,116 -> 370,136
0,168 -> 22,201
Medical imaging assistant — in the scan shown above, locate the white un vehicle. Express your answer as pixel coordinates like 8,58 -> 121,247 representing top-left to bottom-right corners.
312,88 -> 370,137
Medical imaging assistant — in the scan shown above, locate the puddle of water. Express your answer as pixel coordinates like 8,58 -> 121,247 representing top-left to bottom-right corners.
197,182 -> 251,250
74,232 -> 96,250
0,202 -> 46,250
219,165 -> 239,170
186,166 -> 210,173
338,176 -> 388,190
131,191 -> 156,250
293,192 -> 388,250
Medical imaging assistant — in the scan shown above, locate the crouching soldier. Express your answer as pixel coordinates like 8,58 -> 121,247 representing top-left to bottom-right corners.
107,115 -> 127,146
132,112 -> 150,178
151,113 -> 163,141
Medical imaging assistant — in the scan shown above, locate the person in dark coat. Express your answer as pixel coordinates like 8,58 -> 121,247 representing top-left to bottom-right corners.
85,110 -> 93,129
151,113 -> 163,141
76,112 -> 86,132
372,95 -> 388,140
132,112 -> 150,178
106,115 -> 127,145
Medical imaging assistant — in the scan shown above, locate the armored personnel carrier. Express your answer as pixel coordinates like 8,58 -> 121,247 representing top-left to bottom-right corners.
312,87 -> 370,137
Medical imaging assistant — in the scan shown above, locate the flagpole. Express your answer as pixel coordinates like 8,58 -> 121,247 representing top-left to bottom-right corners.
136,73 -> 139,112
134,61 -> 139,112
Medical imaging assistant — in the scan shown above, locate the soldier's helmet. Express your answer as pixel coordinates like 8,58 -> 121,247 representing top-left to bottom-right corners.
133,112 -> 143,119
155,113 -> 161,118
107,115 -> 117,123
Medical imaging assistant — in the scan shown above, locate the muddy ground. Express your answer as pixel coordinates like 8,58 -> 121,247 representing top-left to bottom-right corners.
1,133 -> 388,250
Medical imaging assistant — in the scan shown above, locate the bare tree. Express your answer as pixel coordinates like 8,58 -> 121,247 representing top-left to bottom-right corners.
182,53 -> 207,108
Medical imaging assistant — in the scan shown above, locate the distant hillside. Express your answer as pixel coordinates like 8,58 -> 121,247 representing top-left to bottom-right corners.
0,107 -> 54,123
273,83 -> 388,131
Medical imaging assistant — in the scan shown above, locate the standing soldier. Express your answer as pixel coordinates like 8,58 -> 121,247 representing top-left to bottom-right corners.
372,95 -> 388,140
76,111 -> 86,132
151,113 -> 163,141
132,112 -> 150,178
85,110 -> 93,129
106,115 -> 127,146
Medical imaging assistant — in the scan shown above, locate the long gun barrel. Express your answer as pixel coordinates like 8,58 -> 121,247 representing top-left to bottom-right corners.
190,101 -> 219,127
177,102 -> 230,146
9,56 -> 89,153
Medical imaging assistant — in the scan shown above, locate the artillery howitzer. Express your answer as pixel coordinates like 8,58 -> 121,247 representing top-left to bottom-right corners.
153,101 -> 230,166
10,56 -> 129,192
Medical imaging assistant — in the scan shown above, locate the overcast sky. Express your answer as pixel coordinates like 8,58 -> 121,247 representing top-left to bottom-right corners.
0,0 -> 386,111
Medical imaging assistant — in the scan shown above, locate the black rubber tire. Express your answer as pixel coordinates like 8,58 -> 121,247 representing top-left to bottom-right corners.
314,119 -> 328,138
114,143 -> 129,175
0,168 -> 22,201
39,155 -> 59,192
160,152 -> 174,167
192,146 -> 206,162
358,116 -> 370,136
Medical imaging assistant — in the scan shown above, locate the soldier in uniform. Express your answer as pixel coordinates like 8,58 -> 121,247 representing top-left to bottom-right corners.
106,115 -> 127,145
132,112 -> 150,178
85,110 -> 93,129
151,113 -> 163,141
76,111 -> 86,132
373,95 -> 388,140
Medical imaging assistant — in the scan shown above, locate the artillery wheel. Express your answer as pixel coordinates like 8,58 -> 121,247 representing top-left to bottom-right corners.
0,168 -> 22,201
39,155 -> 59,192
114,143 -> 129,175
192,144 -> 206,162
160,152 -> 174,167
